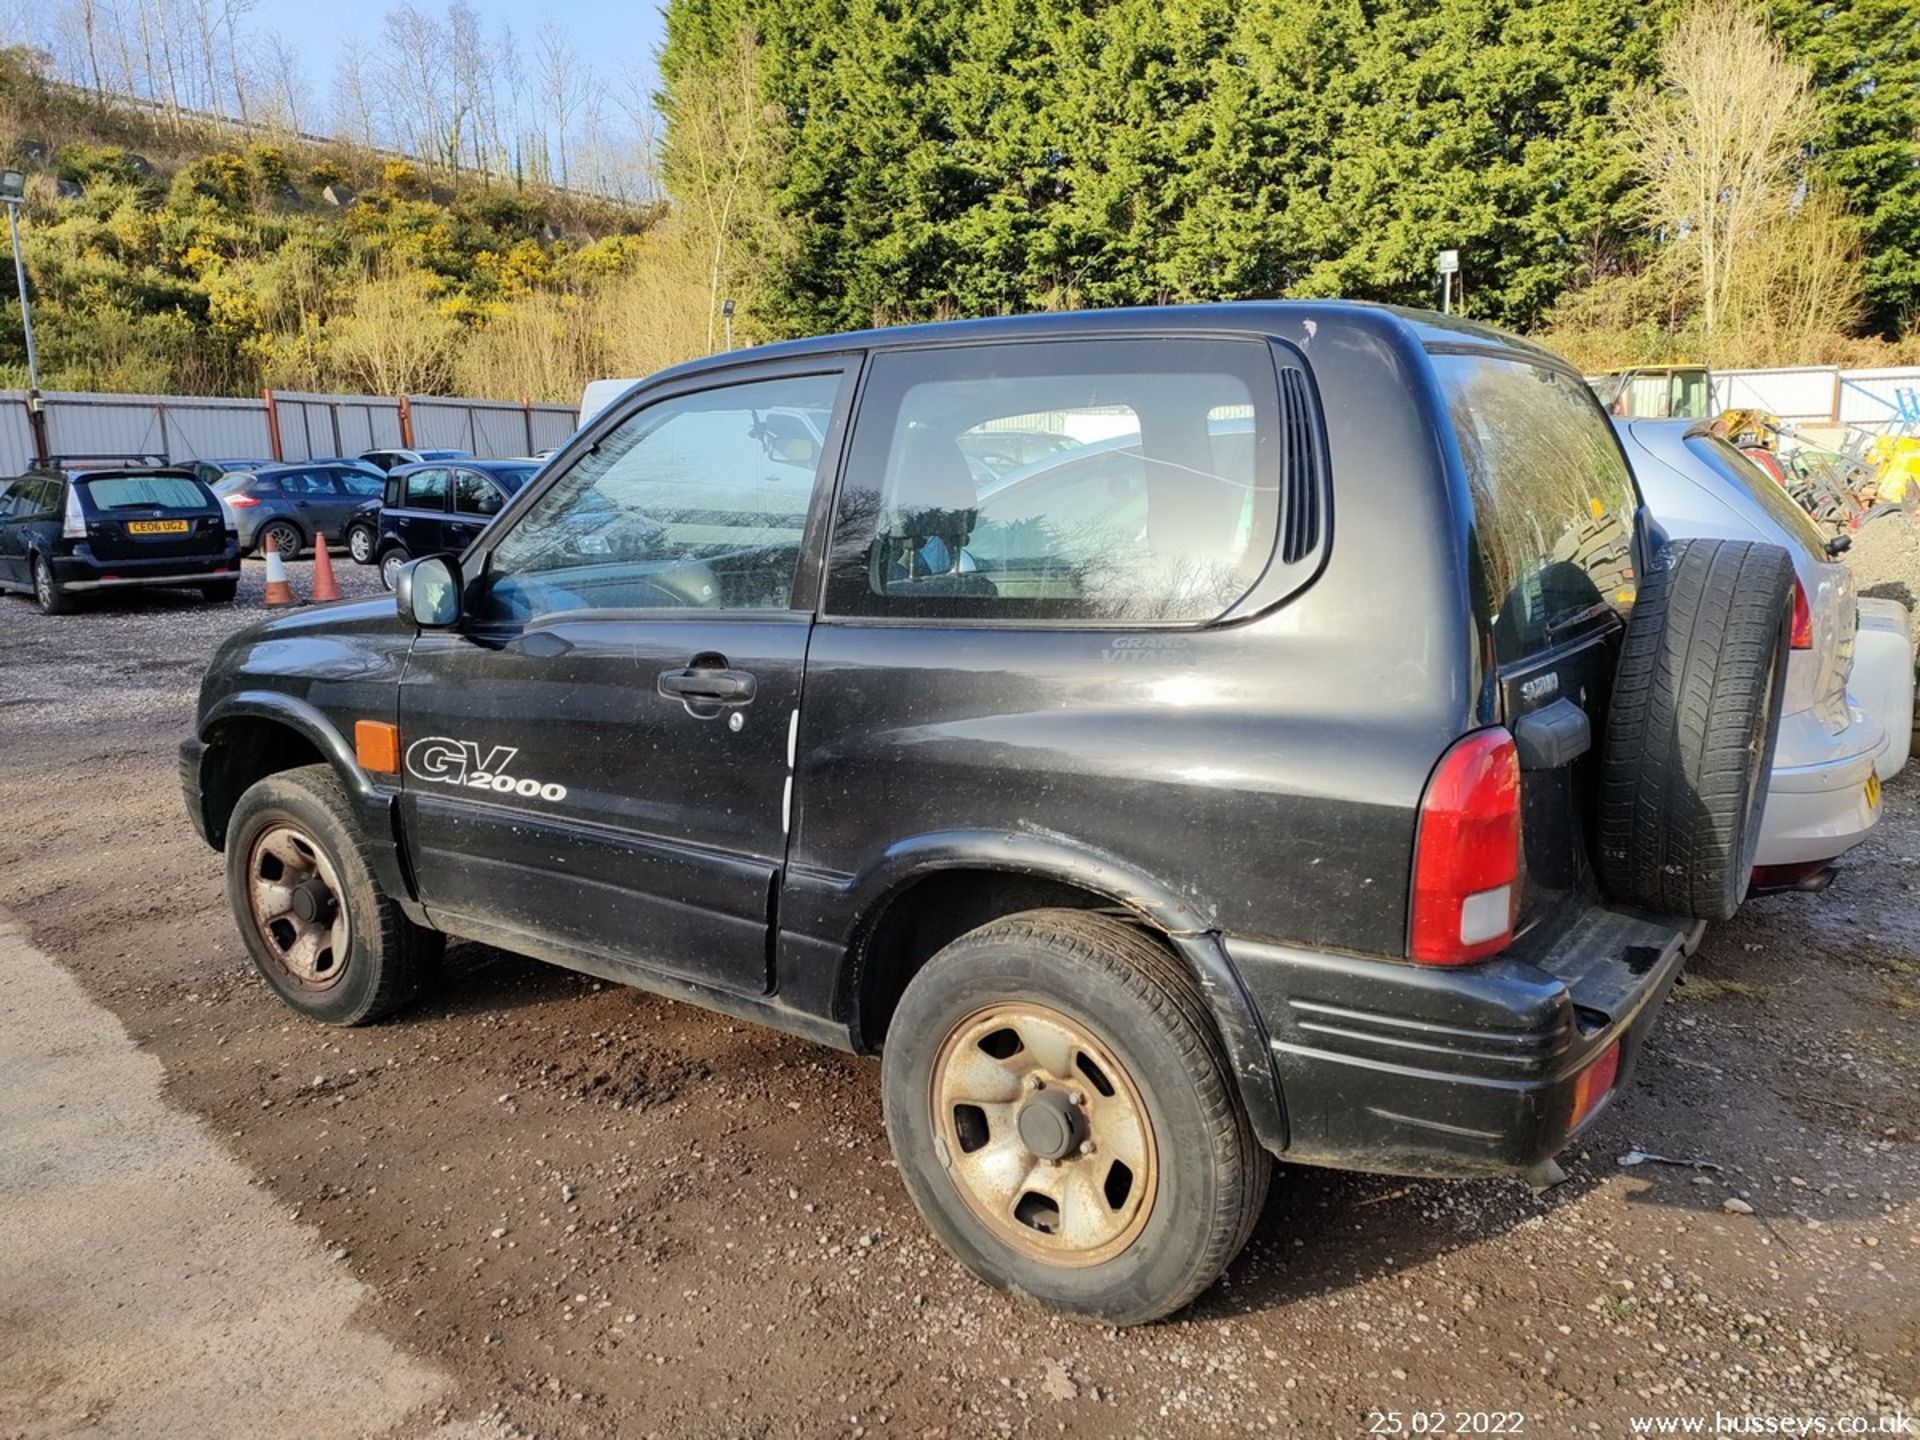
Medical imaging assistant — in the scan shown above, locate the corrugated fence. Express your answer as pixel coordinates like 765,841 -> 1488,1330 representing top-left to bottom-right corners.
0,388 -> 581,470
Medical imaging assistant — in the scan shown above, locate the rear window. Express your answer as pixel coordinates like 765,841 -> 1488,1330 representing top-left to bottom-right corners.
1683,433 -> 1830,560
1433,352 -> 1640,662
80,476 -> 209,510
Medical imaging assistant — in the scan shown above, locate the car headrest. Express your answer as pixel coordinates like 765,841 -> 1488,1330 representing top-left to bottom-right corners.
887,427 -> 979,539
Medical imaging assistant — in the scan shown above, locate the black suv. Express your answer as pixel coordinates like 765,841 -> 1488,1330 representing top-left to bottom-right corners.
2,464 -> 240,613
180,305 -> 1792,1324
373,459 -> 541,589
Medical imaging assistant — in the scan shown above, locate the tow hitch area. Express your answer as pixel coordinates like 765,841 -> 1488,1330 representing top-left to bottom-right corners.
1748,860 -> 1839,898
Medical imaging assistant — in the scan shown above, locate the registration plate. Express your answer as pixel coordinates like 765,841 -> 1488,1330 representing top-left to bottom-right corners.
1866,772 -> 1882,809
126,518 -> 190,535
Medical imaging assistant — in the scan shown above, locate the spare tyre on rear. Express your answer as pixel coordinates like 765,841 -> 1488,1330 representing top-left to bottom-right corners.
1596,537 -> 1793,920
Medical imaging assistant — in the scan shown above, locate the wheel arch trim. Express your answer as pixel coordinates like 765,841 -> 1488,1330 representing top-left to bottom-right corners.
829,831 -> 1290,1153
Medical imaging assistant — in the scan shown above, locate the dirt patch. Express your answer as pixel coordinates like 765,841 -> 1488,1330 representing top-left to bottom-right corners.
0,576 -> 1916,1436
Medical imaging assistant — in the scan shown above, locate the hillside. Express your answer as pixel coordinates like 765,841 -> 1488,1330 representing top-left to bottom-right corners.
0,47 -> 718,403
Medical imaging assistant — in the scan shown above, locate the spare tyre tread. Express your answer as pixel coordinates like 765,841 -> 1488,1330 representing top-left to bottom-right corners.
1597,538 -> 1793,920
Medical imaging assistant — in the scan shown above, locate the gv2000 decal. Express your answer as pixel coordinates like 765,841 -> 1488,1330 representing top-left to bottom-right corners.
404,736 -> 568,803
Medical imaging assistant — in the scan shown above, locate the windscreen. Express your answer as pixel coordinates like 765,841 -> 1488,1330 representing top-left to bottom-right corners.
81,476 -> 210,510
1433,351 -> 1641,663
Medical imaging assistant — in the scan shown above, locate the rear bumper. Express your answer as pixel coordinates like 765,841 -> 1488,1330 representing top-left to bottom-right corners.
1754,705 -> 1885,865
1229,906 -> 1696,1179
51,544 -> 241,591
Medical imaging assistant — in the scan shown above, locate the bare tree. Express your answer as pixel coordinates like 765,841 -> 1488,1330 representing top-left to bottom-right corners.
1621,0 -> 1819,356
333,37 -> 378,147
661,24 -> 781,348
535,20 -> 585,190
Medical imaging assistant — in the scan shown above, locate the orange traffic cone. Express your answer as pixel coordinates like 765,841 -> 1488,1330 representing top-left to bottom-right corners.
262,533 -> 297,608
310,533 -> 342,603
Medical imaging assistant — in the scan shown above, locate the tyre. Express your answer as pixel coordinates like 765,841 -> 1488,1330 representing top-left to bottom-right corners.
347,523 -> 375,565
260,519 -> 304,558
225,763 -> 443,1025
201,578 -> 239,603
379,545 -> 410,591
30,554 -> 72,615
882,910 -> 1269,1325
1597,538 -> 1794,920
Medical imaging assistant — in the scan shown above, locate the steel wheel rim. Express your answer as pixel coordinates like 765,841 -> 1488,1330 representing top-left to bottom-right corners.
929,1002 -> 1158,1267
349,528 -> 372,563
380,553 -> 405,589
245,823 -> 351,990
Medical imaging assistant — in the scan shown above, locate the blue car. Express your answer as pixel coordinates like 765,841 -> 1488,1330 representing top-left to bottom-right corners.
376,459 -> 542,588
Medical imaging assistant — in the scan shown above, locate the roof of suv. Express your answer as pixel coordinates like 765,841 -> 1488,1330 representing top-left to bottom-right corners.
627,301 -> 1573,391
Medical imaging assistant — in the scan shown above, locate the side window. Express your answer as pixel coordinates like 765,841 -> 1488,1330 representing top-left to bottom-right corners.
403,469 -> 449,510
338,470 -> 383,499
825,340 -> 1282,623
383,476 -> 403,508
32,480 -> 63,517
479,371 -> 842,620
454,471 -> 504,516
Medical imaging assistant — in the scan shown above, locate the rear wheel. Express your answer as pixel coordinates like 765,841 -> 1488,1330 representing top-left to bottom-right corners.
882,910 -> 1269,1325
379,545 -> 410,590
225,764 -> 443,1025
260,519 -> 303,559
30,554 -> 72,615
1597,538 -> 1794,919
347,523 -> 375,565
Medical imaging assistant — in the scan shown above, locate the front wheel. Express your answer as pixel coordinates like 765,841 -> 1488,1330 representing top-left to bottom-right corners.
882,910 -> 1269,1326
225,764 -> 443,1025
379,546 -> 410,591
347,524 -> 375,565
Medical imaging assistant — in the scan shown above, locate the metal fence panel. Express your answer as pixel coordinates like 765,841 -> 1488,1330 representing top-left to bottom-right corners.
40,392 -> 274,463
0,391 -> 35,474
1712,367 -> 1839,424
1835,367 -> 1920,432
529,406 -> 580,452
271,393 -> 404,460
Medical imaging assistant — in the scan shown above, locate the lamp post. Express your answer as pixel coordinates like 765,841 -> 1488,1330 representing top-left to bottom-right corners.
0,169 -> 47,464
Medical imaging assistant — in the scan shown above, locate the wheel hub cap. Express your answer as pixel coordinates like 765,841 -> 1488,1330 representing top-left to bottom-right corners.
1015,1088 -> 1085,1161
244,823 -> 350,989
929,1002 -> 1157,1267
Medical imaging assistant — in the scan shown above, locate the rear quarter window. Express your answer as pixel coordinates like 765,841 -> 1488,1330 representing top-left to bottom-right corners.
1433,352 -> 1640,663
80,476 -> 210,510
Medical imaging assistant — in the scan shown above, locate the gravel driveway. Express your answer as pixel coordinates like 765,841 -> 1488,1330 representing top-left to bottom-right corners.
0,556 -> 1916,1438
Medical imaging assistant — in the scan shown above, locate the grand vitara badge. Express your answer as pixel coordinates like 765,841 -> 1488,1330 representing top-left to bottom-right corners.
404,737 -> 568,803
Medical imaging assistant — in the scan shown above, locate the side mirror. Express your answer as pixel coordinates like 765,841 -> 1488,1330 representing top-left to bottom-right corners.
397,554 -> 462,628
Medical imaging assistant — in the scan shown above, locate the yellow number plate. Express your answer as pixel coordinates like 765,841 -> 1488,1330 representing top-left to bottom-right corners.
127,519 -> 190,534
1866,772 -> 1882,809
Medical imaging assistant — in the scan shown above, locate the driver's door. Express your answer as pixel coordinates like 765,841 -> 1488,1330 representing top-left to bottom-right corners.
395,359 -> 856,996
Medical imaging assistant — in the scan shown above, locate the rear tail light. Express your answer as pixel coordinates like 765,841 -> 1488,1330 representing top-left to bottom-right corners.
225,493 -> 260,508
1790,580 -> 1813,650
1568,1040 -> 1621,1130
1410,728 -> 1521,965
61,486 -> 86,539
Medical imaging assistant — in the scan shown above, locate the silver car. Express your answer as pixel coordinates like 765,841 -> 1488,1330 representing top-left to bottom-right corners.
1614,418 -> 1887,886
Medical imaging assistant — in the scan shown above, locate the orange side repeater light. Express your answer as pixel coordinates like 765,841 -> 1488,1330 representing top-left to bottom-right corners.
355,720 -> 400,773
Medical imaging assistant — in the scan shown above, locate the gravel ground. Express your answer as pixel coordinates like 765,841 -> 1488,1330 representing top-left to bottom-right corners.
0,553 -> 1916,1438
1849,505 -> 1920,609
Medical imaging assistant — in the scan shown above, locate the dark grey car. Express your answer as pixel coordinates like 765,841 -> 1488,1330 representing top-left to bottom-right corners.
180,303 -> 1792,1325
212,462 -> 386,556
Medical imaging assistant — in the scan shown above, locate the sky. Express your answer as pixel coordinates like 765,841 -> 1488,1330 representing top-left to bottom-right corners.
248,0 -> 668,114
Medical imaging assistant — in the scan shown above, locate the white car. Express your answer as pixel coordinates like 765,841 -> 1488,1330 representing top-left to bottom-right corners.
1616,419 -> 1889,888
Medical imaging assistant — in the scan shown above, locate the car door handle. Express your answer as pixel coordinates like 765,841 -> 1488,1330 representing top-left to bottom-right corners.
658,666 -> 756,704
